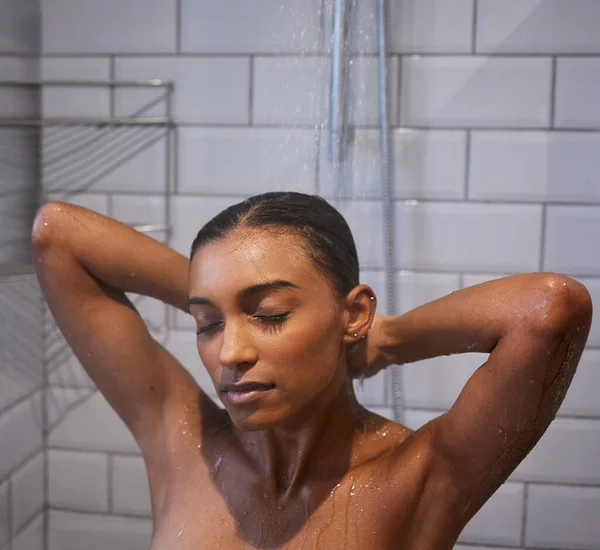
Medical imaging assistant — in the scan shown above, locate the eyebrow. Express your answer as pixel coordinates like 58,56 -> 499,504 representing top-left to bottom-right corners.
188,279 -> 299,306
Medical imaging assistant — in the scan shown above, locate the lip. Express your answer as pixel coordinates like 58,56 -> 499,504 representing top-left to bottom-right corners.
222,383 -> 275,405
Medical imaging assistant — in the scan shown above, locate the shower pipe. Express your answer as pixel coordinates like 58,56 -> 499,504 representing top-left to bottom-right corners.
329,0 -> 404,421
376,0 -> 403,423
329,0 -> 351,162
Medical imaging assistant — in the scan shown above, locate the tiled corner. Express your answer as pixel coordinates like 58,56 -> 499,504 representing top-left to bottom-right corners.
511,418 -> 600,485
12,512 -> 44,550
48,510 -> 152,550
11,453 -> 44,535
47,390 -> 139,453
114,57 -> 250,124
49,450 -> 108,512
41,126 -> 168,194
180,0 -> 323,54
0,478 -> 9,548
469,131 -> 600,202
476,0 -> 600,54
111,455 -> 152,516
178,127 -> 318,196
458,483 -> 524,546
0,393 -> 43,480
42,0 -> 177,53
544,206 -> 600,275
526,484 -> 600,549
555,57 -> 600,129
400,56 -> 552,128
41,57 -> 111,119
0,0 -> 39,53
394,202 -> 542,272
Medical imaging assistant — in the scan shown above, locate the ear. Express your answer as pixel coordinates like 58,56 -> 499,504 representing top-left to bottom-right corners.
342,284 -> 377,345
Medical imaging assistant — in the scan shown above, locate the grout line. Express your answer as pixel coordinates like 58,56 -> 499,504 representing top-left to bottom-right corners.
396,54 -> 403,127
107,193 -> 114,218
314,126 -> 322,195
41,284 -> 49,550
463,130 -> 471,200
0,388 -> 44,418
107,454 -> 113,512
10,507 -> 45,544
521,482 -> 529,546
471,0 -> 478,54
403,405 -> 600,422
48,446 -> 142,458
539,204 -> 548,272
147,121 -> 600,132
109,55 -> 115,118
549,56 -> 558,128
176,0 -> 182,54
248,56 -> 254,125
173,125 -> 180,194
49,506 -> 151,521
7,478 -> 13,550
318,0 -> 328,53
33,51 -> 600,59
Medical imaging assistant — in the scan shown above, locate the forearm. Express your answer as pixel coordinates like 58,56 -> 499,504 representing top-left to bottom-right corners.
32,201 -> 190,313
378,273 -> 591,366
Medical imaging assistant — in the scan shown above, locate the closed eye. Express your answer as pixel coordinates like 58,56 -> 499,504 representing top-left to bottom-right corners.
196,321 -> 222,335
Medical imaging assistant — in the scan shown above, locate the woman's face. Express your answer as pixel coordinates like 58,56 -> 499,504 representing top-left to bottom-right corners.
188,229 -> 349,430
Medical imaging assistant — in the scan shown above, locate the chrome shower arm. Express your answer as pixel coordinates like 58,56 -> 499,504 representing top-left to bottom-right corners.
329,0 -> 351,163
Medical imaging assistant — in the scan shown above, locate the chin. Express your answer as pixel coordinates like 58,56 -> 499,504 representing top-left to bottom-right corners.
222,397 -> 299,431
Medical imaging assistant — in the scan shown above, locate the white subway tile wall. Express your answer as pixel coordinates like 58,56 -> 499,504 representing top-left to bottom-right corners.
0,276 -> 45,549
37,0 -> 600,549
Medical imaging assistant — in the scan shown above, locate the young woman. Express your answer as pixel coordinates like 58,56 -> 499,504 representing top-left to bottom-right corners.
32,192 -> 592,550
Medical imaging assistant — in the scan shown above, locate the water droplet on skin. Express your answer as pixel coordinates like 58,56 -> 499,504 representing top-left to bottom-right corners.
177,531 -> 183,538
498,428 -> 504,434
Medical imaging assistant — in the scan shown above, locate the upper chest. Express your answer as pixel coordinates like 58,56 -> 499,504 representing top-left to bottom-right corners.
149,442 -> 452,550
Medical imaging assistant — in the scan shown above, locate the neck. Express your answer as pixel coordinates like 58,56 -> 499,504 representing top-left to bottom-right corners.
233,378 -> 366,499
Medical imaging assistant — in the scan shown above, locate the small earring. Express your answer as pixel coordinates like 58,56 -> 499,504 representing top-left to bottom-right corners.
353,333 -> 358,338
370,296 -> 375,301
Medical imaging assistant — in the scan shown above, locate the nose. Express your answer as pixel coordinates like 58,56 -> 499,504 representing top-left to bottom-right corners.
218,318 -> 257,370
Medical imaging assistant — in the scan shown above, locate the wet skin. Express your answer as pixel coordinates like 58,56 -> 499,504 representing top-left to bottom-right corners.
32,203 -> 593,550
147,230 -> 461,549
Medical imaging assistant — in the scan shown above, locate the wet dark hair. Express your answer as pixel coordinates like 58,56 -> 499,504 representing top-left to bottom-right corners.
190,192 -> 359,299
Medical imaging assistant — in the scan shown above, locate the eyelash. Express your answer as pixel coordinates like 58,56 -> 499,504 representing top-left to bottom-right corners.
196,313 -> 290,336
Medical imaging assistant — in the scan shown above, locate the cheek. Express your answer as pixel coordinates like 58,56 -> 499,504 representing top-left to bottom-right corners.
271,315 -> 344,380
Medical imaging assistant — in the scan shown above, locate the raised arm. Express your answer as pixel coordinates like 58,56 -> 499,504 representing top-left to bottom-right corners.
32,201 -> 213,450
375,273 -> 592,521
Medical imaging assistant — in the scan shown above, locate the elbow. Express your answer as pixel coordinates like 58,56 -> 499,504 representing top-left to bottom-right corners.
31,201 -> 70,252
527,273 -> 593,337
